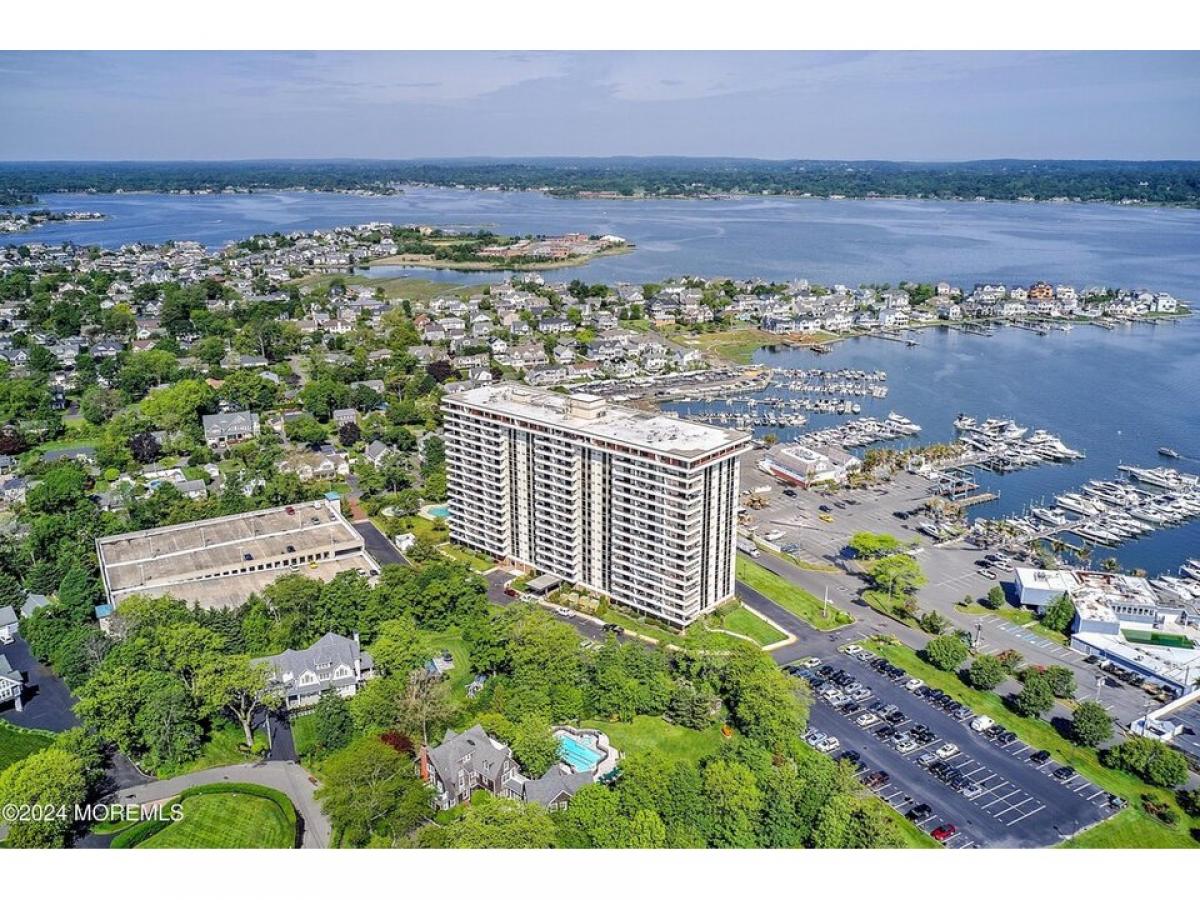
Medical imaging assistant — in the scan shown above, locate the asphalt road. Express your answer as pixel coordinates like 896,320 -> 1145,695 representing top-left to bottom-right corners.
0,636 -> 80,732
354,519 -> 407,567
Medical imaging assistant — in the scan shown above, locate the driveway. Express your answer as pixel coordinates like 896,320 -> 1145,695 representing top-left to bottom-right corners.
354,520 -> 407,567
0,636 -> 79,732
104,761 -> 331,849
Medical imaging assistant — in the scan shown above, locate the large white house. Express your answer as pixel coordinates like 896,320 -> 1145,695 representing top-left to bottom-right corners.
442,385 -> 750,627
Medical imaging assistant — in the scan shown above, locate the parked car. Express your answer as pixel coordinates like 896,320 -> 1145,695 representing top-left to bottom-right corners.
905,678 -> 924,692
1029,749 -> 1052,765
936,743 -> 959,759
895,738 -> 919,754
970,715 -> 995,732
842,644 -> 863,655
815,736 -> 841,753
855,712 -> 880,728
930,823 -> 957,842
916,752 -> 938,768
960,782 -> 984,800
907,803 -> 933,821
1053,766 -> 1076,781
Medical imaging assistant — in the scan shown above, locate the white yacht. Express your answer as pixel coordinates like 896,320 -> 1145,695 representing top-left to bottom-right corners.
1056,493 -> 1103,517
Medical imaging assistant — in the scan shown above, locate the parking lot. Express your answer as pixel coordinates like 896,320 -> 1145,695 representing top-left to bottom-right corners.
789,642 -> 1118,848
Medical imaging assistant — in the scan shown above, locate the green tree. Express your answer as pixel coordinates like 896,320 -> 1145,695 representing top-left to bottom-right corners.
312,692 -> 355,754
701,759 -> 762,848
0,747 -> 90,848
847,531 -> 902,558
1041,593 -> 1076,634
285,413 -> 327,447
419,793 -> 557,848
1101,736 -> 1189,787
965,654 -> 1007,691
864,553 -> 926,597
510,714 -> 559,777
1069,701 -> 1113,748
1010,671 -> 1054,718
1042,665 -> 1076,699
981,585 -> 1006,610
194,655 -> 280,746
368,617 -> 431,678
921,634 -> 969,672
315,734 -> 431,847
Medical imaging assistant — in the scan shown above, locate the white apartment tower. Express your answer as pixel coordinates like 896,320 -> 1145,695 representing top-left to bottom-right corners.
442,385 -> 750,627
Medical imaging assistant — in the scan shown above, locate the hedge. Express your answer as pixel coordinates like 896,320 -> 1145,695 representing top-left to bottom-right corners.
111,782 -> 300,849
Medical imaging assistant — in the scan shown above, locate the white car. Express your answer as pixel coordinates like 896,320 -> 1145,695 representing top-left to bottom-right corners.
855,712 -> 879,728
800,657 -> 822,669
936,743 -> 959,759
815,736 -> 841,754
895,738 -> 919,754
842,644 -> 863,655
554,606 -> 575,618
905,678 -> 925,692
970,715 -> 995,733
805,731 -> 827,747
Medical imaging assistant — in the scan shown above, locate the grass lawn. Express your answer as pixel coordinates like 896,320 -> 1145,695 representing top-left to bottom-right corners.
293,273 -> 469,303
424,629 -> 475,699
291,713 -> 319,759
0,720 -> 54,772
581,715 -> 725,766
673,327 -> 779,364
1060,807 -> 1200,849
714,604 -> 788,647
439,542 -> 494,573
155,721 -> 256,779
865,637 -> 1200,848
591,605 -> 683,645
138,791 -> 293,849
393,514 -> 448,544
960,602 -> 1067,646
736,557 -> 853,631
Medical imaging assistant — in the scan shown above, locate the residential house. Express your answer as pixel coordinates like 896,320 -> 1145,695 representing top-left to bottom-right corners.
202,412 -> 261,448
0,654 -> 21,710
0,605 -> 17,643
421,724 -> 591,812
253,632 -> 374,711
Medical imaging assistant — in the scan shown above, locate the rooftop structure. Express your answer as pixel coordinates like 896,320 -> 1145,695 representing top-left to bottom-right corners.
95,498 -> 378,610
1015,568 -> 1200,695
448,384 -> 745,460
760,442 -> 862,487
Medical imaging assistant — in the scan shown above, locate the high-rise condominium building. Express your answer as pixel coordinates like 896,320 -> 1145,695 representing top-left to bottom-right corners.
442,385 -> 750,627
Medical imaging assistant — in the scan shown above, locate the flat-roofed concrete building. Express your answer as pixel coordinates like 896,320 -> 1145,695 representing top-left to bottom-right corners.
442,385 -> 750,626
96,498 -> 379,610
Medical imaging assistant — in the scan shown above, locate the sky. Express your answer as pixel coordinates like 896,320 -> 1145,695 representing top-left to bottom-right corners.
1,51 -> 1198,161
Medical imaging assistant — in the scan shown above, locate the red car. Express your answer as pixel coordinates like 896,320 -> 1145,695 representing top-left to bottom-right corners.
931,823 -> 957,842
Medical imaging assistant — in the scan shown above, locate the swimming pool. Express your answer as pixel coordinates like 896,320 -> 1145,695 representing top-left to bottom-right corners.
428,504 -> 449,518
558,733 -> 604,772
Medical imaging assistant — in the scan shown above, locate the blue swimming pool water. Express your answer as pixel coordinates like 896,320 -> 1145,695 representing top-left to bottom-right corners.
428,505 -> 449,518
558,734 -> 603,772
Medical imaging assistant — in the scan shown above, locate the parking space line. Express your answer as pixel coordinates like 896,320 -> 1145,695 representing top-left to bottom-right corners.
1005,803 -> 1045,827
980,788 -> 1021,810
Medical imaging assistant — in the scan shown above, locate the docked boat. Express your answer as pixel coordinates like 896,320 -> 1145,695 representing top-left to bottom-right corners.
1056,493 -> 1103,517
1180,559 -> 1200,581
1031,506 -> 1070,527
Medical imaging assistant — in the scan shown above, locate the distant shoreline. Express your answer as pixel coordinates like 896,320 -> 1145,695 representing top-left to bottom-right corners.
367,243 -> 633,272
